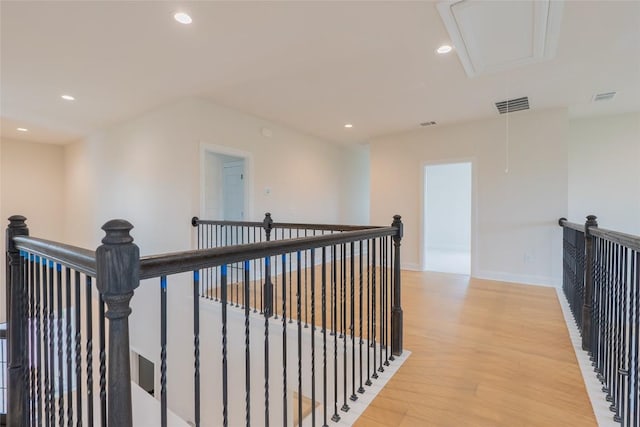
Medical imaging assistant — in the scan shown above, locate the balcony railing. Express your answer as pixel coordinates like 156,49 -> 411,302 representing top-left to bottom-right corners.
4,213 -> 403,427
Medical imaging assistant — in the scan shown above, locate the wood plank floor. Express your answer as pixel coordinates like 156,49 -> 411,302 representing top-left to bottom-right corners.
354,271 -> 597,427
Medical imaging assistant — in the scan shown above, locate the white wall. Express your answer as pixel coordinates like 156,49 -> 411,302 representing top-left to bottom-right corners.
568,112 -> 640,235
370,108 -> 568,286
424,162 -> 471,252
0,138 -> 65,321
61,96 -> 370,422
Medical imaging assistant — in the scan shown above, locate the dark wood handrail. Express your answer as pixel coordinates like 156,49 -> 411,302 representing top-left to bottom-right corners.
192,216 -> 379,232
140,226 -> 398,279
12,236 -> 97,277
589,227 -> 640,251
558,218 -> 585,232
559,217 -> 640,251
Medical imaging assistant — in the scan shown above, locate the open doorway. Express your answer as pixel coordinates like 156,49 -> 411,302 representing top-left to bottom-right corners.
423,162 -> 472,275
203,151 -> 246,221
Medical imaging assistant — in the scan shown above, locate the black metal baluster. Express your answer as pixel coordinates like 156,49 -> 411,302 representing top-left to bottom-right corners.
244,262 -> 251,427
289,229 -> 293,323
321,248 -> 328,427
221,265 -> 229,427
48,260 -> 55,427
612,244 -> 622,420
350,242 -> 357,403
85,277 -> 94,427
98,295 -> 106,427
365,240 -> 371,387
629,250 -> 639,427
236,227 -> 240,307
378,238 -> 384,373
311,248 -> 317,426
56,263 -> 65,427
305,231 -> 309,328
297,251 -> 303,427
35,256 -> 43,426
372,239 -> 378,381
341,244 -> 349,413
160,276 -> 168,427
254,228 -> 258,313
193,271 -> 201,427
389,236 -> 395,362
358,241 -> 365,395
281,254 -> 288,427
331,245 -> 339,423
74,271 -> 82,427
25,254 -> 34,425
65,267 -> 73,427
264,258 -> 270,427
384,237 -> 390,367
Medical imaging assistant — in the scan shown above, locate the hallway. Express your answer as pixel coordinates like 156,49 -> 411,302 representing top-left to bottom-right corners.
355,271 -> 597,427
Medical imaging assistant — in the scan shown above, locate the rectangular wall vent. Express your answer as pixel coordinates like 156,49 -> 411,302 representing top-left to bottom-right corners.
495,96 -> 529,114
593,91 -> 616,102
420,121 -> 437,127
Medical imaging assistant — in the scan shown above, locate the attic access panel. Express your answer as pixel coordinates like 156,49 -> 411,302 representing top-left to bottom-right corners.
437,0 -> 564,77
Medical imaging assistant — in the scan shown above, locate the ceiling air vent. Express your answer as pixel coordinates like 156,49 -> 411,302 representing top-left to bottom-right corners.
495,96 -> 529,114
593,91 -> 616,102
420,121 -> 437,127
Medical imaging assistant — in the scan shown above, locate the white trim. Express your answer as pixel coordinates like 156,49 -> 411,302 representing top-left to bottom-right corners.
401,262 -> 422,271
199,142 -> 254,221
555,287 -> 619,427
472,270 -> 560,288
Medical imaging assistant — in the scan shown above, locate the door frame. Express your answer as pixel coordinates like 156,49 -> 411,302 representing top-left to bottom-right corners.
199,142 -> 253,221
420,158 -> 478,275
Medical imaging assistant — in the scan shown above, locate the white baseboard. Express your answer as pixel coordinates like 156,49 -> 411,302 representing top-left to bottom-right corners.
472,270 -> 561,288
401,262 -> 422,271
555,288 -> 619,427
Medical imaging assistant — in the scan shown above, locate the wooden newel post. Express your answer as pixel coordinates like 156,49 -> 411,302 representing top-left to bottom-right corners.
96,220 -> 140,427
263,212 -> 274,317
6,215 -> 29,427
581,214 -> 598,352
391,215 -> 403,356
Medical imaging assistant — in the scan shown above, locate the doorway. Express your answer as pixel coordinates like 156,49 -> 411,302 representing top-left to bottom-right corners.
203,152 -> 246,221
423,162 -> 472,275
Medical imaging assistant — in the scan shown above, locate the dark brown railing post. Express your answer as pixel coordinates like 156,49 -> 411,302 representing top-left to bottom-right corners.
5,215 -> 29,427
263,213 -> 274,317
391,215 -> 403,356
581,214 -> 598,351
96,220 -> 140,427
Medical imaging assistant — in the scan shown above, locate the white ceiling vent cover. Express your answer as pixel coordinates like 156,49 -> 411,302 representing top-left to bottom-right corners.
592,92 -> 617,102
437,0 -> 564,78
495,97 -> 530,114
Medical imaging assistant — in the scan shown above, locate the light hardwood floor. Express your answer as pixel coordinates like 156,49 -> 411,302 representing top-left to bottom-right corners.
354,271 -> 597,427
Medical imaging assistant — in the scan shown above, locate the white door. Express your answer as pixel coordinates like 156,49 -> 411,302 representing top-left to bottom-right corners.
223,160 -> 245,220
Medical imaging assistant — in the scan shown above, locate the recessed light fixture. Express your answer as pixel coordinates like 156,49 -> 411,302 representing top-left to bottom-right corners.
17,127 -> 28,132
174,12 -> 192,24
436,44 -> 453,54
344,123 -> 353,129
61,94 -> 75,101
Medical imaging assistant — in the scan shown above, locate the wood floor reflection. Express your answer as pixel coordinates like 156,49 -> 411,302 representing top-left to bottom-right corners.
354,271 -> 597,427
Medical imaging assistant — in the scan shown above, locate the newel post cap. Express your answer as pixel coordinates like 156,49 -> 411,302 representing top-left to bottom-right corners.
191,216 -> 199,227
263,212 -> 273,229
96,219 -> 140,296
392,214 -> 403,240
6,215 -> 28,252
585,215 -> 598,227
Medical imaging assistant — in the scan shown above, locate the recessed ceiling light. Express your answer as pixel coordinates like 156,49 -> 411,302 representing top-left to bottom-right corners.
344,124 -> 353,129
17,127 -> 28,132
61,94 -> 75,101
174,12 -> 192,24
436,44 -> 453,54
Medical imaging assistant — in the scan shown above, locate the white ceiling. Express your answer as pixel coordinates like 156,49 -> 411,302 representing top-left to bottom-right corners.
1,1 -> 639,145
